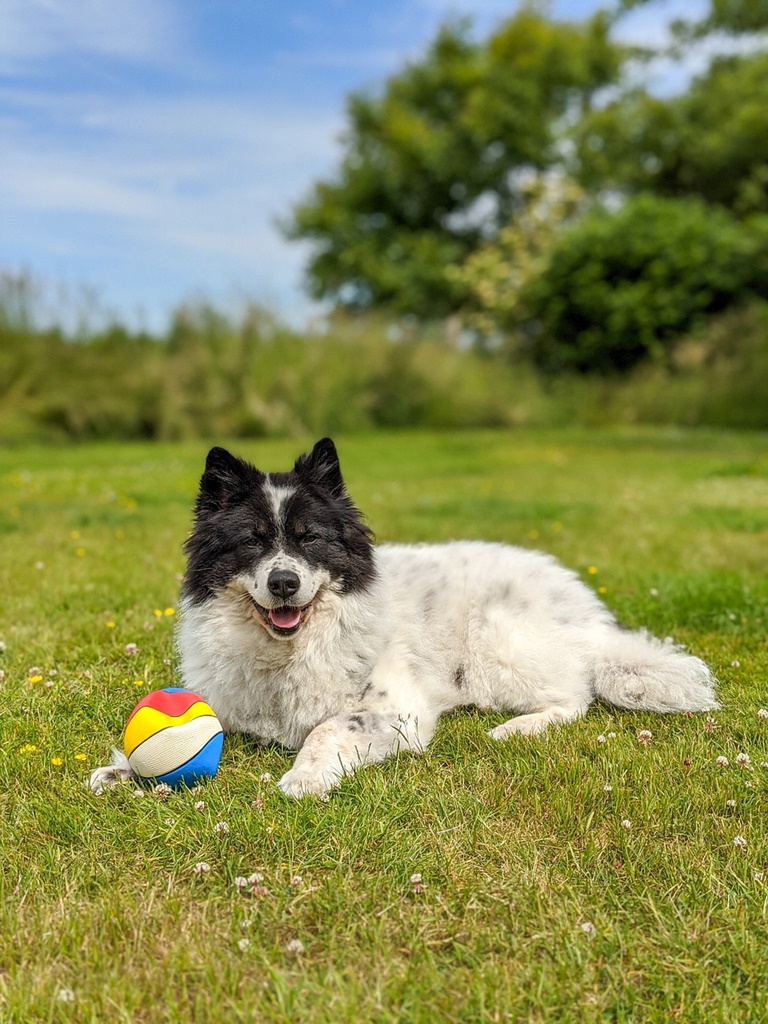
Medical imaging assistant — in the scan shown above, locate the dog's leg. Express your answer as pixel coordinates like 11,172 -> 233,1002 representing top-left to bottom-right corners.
278,708 -> 437,798
487,700 -> 589,739
86,748 -> 137,794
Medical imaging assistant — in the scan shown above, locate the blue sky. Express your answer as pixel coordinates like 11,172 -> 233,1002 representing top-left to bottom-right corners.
1,0 -> 707,332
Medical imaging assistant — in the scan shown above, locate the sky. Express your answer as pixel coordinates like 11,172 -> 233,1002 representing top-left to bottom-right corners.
0,0 -> 709,333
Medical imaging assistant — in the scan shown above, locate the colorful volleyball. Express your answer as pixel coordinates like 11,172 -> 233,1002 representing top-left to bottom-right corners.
124,687 -> 224,788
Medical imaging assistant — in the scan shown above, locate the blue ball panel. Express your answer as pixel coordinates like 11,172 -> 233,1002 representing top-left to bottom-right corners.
153,732 -> 224,789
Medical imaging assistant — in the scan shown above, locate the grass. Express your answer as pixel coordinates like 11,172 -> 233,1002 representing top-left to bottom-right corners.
1,427 -> 768,1023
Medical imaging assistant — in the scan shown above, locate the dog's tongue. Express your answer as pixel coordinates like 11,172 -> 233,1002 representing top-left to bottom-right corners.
269,606 -> 302,630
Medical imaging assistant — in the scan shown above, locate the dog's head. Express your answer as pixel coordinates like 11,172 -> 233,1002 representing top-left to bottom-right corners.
182,438 -> 375,639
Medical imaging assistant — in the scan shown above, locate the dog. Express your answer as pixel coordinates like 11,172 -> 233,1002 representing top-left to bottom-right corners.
89,437 -> 718,798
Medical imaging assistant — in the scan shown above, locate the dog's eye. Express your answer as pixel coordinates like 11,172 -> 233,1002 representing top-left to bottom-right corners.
298,530 -> 319,545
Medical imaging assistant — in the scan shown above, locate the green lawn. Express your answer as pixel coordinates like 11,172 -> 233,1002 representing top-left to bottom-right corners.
1,428 -> 767,1023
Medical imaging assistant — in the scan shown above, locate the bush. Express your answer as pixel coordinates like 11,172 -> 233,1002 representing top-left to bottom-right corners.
521,194 -> 768,373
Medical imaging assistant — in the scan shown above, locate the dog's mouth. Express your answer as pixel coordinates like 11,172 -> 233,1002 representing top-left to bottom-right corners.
249,598 -> 313,637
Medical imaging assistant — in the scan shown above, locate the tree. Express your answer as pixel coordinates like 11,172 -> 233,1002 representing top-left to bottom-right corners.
516,195 -> 768,373
283,9 -> 624,317
453,174 -> 585,335
573,52 -> 768,215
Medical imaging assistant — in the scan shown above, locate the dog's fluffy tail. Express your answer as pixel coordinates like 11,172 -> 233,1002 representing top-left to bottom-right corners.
592,628 -> 719,713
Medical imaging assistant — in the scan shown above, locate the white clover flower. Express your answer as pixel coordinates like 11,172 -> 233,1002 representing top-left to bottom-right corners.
259,772 -> 272,783
286,939 -> 305,955
237,938 -> 250,952
733,835 -> 748,849
155,783 -> 172,798
579,921 -> 596,935
124,643 -> 138,656
758,709 -> 768,720
620,819 -> 632,830
603,784 -> 613,793
726,800 -> 737,808
132,788 -> 146,798
193,862 -> 211,874
213,821 -> 230,835
194,800 -> 206,811
234,877 -> 249,889
56,989 -> 75,1003
716,756 -> 729,767
597,734 -> 607,744
736,752 -> 751,766
248,872 -> 264,884
290,875 -> 303,887
637,730 -> 652,746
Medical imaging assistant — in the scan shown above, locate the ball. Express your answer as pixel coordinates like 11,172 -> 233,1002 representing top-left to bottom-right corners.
124,687 -> 224,789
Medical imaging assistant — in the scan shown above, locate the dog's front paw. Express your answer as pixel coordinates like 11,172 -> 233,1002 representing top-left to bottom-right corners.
86,749 -> 136,794
277,766 -> 339,799
86,764 -> 131,794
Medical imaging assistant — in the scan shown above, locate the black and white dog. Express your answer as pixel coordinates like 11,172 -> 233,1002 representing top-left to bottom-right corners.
90,438 -> 718,798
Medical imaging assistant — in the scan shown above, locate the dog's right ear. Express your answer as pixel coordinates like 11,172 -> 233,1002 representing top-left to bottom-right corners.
294,437 -> 345,497
198,447 -> 255,506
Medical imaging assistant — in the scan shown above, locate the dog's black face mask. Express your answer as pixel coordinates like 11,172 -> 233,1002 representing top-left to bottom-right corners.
182,438 -> 376,608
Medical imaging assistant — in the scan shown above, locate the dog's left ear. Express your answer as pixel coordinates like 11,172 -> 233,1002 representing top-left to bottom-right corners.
295,437 -> 345,497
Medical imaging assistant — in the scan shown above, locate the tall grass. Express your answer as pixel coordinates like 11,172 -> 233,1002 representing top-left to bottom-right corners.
2,272 -> 768,444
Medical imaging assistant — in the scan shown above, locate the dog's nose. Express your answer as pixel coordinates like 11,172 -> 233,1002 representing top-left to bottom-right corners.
267,569 -> 301,600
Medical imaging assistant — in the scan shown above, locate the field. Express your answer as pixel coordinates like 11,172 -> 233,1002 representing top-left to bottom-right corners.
1,428 -> 767,1023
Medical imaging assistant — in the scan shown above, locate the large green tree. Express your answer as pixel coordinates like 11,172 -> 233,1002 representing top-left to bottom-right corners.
283,9 -> 624,317
573,52 -> 768,215
574,0 -> 768,213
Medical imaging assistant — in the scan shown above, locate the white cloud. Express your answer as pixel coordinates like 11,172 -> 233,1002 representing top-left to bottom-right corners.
0,0 -> 182,71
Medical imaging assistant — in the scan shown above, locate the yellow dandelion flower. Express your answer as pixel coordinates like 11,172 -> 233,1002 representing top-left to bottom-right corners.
135,679 -> 144,687
153,609 -> 163,618
75,547 -> 86,557
70,530 -> 81,540
587,566 -> 598,575
51,757 -> 63,766
29,674 -> 43,684
74,753 -> 87,762
164,608 -> 175,617
106,621 -> 116,629
20,743 -> 39,754
598,586 -> 608,595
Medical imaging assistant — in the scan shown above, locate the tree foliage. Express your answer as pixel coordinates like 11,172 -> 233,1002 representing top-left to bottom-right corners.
573,52 -> 768,215
518,195 -> 768,373
454,175 -> 586,334
283,9 -> 624,317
